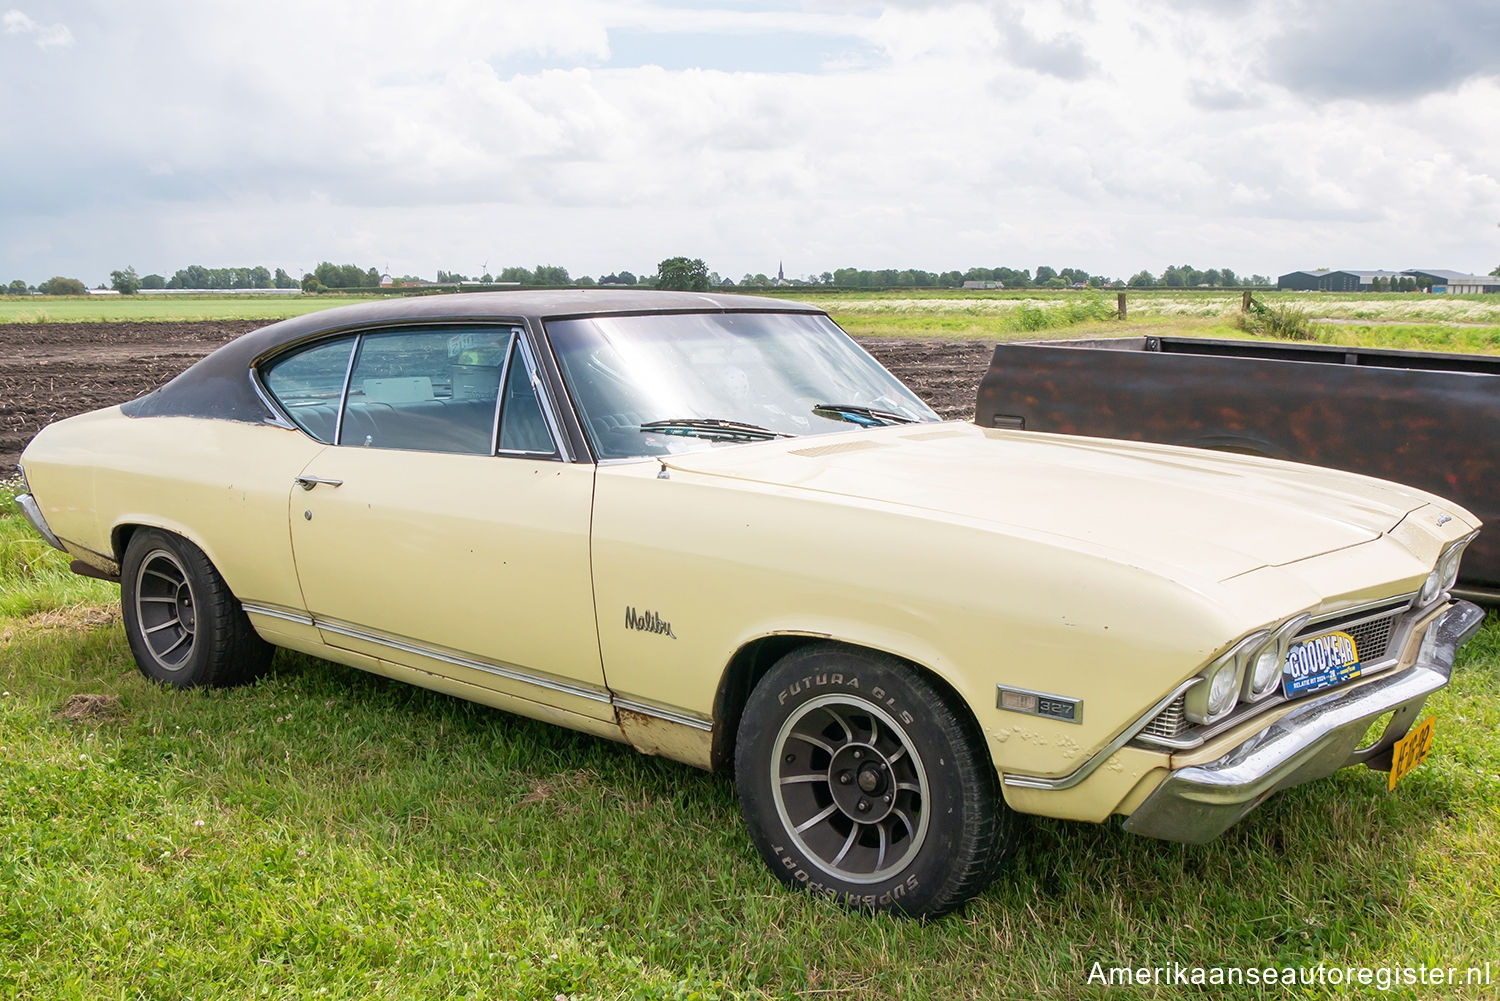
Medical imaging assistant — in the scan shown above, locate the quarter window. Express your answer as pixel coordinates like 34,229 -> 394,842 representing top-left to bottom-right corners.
260,336 -> 357,444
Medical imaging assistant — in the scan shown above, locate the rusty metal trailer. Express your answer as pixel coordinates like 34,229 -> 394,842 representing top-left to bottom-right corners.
975,335 -> 1499,597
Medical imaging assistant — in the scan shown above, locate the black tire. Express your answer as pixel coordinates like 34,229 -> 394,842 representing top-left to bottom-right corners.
734,642 -> 1018,917
120,528 -> 273,688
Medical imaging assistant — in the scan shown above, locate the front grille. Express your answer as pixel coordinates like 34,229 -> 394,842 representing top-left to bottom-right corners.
1313,609 -> 1401,664
1134,597 -> 1417,749
1139,694 -> 1188,741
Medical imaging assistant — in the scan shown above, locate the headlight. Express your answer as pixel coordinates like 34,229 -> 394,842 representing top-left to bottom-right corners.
1421,532 -> 1478,605
1440,533 -> 1476,590
1206,661 -> 1240,715
1419,567 -> 1444,605
1244,614 -> 1310,702
1184,630 -> 1267,724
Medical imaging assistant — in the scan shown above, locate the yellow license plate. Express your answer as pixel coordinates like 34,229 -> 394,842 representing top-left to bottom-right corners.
1388,716 -> 1437,790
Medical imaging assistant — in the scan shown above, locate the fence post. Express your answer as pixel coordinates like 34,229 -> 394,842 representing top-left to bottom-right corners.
1117,292 -> 1127,319
1242,290 -> 1253,312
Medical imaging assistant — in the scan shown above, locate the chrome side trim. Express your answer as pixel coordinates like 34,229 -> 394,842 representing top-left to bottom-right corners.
240,602 -> 315,627
242,603 -> 715,728
16,493 -> 65,551
1002,678 -> 1202,791
312,616 -> 614,706
614,697 -> 714,732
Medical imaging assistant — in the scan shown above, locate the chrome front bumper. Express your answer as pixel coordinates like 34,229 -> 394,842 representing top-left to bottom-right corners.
16,492 -> 66,551
1122,600 -> 1486,844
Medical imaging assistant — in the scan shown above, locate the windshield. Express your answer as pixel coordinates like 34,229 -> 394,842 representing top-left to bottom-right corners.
546,311 -> 940,460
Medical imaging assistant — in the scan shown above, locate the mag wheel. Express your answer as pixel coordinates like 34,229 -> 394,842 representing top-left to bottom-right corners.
735,643 -> 1018,917
121,529 -> 272,688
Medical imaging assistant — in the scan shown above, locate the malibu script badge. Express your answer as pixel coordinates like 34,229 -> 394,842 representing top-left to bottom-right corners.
625,606 -> 677,639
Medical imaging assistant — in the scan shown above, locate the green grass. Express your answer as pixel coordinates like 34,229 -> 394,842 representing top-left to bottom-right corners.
0,295 -> 381,324
1310,324 -> 1500,355
3,483 -> 1499,998
818,290 -> 1500,351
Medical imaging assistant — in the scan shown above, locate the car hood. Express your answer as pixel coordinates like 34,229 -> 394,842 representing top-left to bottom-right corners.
657,422 -> 1432,582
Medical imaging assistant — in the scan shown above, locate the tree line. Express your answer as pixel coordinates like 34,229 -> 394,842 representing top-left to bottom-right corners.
8,259 -> 1298,296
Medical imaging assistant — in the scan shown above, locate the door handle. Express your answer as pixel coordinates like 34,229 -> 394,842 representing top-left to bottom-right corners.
295,475 -> 343,490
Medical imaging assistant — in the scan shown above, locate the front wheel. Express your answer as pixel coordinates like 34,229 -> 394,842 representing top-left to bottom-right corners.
121,528 -> 272,688
734,643 -> 1018,917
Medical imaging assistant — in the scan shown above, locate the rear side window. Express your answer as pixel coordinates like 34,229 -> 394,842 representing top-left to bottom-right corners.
260,336 -> 356,444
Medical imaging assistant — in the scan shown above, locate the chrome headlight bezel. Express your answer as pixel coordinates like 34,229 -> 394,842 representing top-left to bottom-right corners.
1183,630 -> 1268,725
1243,613 -> 1311,702
1421,531 -> 1478,605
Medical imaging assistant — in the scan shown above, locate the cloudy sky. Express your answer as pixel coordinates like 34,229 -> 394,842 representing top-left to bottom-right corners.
3,0 -> 1498,285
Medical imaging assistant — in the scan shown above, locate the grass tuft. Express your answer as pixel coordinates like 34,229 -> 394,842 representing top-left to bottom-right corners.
1235,298 -> 1315,341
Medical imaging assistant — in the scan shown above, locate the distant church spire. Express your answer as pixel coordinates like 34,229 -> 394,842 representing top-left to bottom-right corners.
778,260 -> 784,282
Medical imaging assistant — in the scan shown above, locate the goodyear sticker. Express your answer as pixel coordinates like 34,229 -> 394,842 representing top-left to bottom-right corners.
1282,630 -> 1361,698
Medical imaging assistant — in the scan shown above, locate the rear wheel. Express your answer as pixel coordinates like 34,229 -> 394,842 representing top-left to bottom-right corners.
121,529 -> 272,688
735,643 -> 1018,917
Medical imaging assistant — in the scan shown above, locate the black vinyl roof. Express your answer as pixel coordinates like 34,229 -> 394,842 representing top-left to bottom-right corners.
122,289 -> 822,424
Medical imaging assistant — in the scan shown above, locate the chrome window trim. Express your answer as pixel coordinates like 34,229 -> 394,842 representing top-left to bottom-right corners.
531,315 -> 596,464
253,335 -> 359,443
333,335 -> 361,446
1001,678 -> 1202,791
511,331 -> 568,461
488,330 -> 518,456
247,369 -> 297,431
258,322 -> 556,453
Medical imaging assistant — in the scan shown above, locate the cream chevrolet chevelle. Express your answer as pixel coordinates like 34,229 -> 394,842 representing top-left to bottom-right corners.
17,291 -> 1486,916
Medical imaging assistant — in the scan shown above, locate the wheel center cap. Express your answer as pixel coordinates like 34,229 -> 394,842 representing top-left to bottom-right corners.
827,743 -> 895,822
175,584 -> 195,630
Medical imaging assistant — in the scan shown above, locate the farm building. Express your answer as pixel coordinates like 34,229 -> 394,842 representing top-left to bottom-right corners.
1277,269 -> 1403,291
1279,268 -> 1500,293
1402,270 -> 1500,294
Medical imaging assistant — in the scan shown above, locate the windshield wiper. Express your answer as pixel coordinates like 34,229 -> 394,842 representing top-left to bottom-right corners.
812,403 -> 918,427
639,418 -> 792,442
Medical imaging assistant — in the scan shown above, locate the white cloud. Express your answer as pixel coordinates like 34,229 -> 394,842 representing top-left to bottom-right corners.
3,8 -> 74,48
1,1 -> 1497,284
